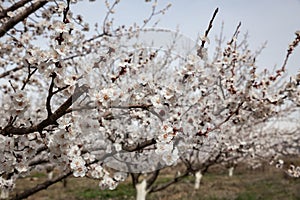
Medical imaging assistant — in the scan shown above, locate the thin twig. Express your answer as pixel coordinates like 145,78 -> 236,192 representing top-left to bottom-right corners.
0,66 -> 23,79
281,31 -> 300,71
8,80 -> 16,93
21,66 -> 37,90
197,8 -> 219,58
102,0 -> 119,34
228,22 -> 242,45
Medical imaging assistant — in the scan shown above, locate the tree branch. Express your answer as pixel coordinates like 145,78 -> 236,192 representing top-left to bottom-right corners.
0,0 -> 48,38
146,170 -> 160,190
21,65 -> 37,90
0,0 -> 32,20
46,73 -> 56,117
0,66 -> 24,79
197,8 -> 218,58
0,85 -> 88,136
123,138 -> 156,152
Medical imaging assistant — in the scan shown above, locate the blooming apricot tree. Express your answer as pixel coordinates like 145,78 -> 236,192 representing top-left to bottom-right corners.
0,0 -> 300,199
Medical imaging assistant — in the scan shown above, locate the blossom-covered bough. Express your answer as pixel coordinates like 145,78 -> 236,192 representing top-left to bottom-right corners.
0,0 -> 299,199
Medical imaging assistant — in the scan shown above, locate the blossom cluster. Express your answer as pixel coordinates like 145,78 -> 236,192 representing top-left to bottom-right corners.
287,164 -> 300,178
155,123 -> 180,166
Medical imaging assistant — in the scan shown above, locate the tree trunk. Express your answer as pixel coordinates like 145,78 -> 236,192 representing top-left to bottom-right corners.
136,179 -> 147,200
0,188 -> 9,199
229,166 -> 234,177
194,170 -> 203,190
47,171 -> 53,180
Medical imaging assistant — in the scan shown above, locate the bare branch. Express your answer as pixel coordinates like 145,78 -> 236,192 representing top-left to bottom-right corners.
146,170 -> 160,189
45,73 -> 56,117
197,8 -> 219,58
21,65 -> 37,90
228,22 -> 242,45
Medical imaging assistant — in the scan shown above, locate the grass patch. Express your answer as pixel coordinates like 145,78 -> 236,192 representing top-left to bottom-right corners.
235,192 -> 258,200
31,172 -> 47,178
77,182 -> 135,200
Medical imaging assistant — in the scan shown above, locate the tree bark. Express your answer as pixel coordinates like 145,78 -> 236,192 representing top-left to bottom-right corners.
0,0 -> 48,38
194,170 -> 203,190
1,188 -> 9,199
229,166 -> 234,177
136,179 -> 147,200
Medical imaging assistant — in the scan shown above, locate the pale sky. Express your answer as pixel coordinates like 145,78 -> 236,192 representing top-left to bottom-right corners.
73,0 -> 300,76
